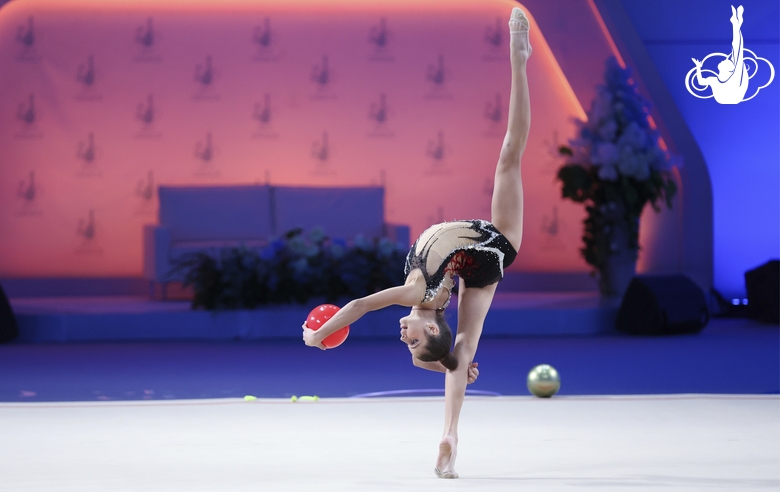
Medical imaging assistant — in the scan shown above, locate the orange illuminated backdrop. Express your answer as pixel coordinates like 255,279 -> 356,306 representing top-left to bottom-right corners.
0,0 -> 589,277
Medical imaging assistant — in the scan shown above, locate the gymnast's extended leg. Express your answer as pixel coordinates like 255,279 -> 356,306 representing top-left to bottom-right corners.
434,7 -> 532,478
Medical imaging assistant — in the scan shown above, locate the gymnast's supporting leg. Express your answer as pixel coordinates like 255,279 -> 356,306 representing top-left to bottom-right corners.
434,7 -> 532,479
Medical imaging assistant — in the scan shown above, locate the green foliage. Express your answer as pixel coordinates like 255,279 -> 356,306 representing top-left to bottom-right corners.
168,228 -> 407,310
556,57 -> 678,273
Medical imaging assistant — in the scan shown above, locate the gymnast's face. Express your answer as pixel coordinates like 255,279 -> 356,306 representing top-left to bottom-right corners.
717,59 -> 735,81
399,310 -> 439,358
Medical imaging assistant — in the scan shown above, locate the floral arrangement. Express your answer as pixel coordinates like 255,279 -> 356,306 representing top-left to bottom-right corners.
557,57 -> 678,275
169,228 -> 407,310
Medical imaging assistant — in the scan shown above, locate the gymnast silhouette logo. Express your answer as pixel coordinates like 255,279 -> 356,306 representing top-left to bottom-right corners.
77,132 -> 96,164
195,55 -> 214,87
77,55 -> 96,86
253,18 -> 273,49
16,16 -> 35,47
541,206 -> 567,251
368,17 -> 394,62
136,94 -> 155,127
484,93 -> 503,125
685,5 -> 775,104
18,171 -> 37,203
16,94 -> 36,125
77,209 -> 97,241
427,131 -> 445,161
16,170 -> 43,216
484,18 -> 503,50
369,94 -> 388,125
136,171 -> 154,202
312,132 -> 329,162
253,94 -> 273,125
136,18 -> 155,49
195,132 -> 214,162
311,56 -> 330,88
427,55 -> 446,88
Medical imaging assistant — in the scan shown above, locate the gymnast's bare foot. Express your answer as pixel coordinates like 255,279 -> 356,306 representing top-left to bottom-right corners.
434,435 -> 458,479
509,7 -> 532,61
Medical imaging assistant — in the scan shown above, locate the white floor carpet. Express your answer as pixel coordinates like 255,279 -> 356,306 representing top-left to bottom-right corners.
1,395 -> 778,491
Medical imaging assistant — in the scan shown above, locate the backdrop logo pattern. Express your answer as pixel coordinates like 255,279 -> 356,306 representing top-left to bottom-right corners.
311,131 -> 335,175
310,56 -> 337,99
686,5 -> 775,104
134,171 -> 156,215
194,132 -> 219,176
15,94 -> 42,139
425,55 -> 452,99
75,209 -> 103,255
252,18 -> 282,61
76,132 -> 101,176
368,93 -> 394,138
482,17 -> 507,61
540,205 -> 566,251
75,55 -> 102,101
135,94 -> 162,138
252,94 -> 279,138
15,16 -> 40,61
425,131 -> 451,175
134,18 -> 161,62
16,171 -> 43,217
482,93 -> 504,136
194,56 -> 220,100
368,17 -> 394,62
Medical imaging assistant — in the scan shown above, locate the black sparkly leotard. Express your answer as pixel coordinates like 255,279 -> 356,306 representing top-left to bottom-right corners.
404,219 -> 518,304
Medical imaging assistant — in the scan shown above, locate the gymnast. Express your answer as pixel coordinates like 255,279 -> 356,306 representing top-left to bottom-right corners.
303,7 -> 532,479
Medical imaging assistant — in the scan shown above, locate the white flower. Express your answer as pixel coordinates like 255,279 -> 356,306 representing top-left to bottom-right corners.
618,148 -> 651,181
617,122 -> 647,151
592,142 -> 620,166
598,119 -> 617,141
590,89 -> 613,122
598,164 -> 619,181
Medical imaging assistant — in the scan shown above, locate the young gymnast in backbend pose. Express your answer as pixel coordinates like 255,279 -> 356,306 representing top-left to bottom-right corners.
303,7 -> 532,479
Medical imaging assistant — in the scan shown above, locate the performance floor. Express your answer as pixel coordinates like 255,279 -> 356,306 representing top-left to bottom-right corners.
1,317 -> 778,490
1,395 -> 778,491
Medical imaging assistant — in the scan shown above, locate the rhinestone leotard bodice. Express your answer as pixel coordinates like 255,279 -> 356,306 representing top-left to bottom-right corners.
404,219 -> 517,304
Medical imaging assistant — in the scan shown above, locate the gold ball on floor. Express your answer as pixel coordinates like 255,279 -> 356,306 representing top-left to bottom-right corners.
527,364 -> 560,398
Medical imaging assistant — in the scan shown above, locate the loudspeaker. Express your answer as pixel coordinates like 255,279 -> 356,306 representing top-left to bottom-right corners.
616,275 -> 709,335
745,260 -> 779,324
0,283 -> 19,343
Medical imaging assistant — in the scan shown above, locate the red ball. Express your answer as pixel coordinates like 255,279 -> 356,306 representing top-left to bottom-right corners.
306,304 -> 350,348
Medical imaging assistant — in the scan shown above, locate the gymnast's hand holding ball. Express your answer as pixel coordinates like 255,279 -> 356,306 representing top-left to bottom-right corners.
302,304 -> 350,350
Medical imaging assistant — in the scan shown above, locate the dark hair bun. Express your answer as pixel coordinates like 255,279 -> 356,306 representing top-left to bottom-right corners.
439,352 -> 459,371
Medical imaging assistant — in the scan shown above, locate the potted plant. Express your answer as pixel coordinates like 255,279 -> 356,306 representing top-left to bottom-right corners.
557,57 -> 678,297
